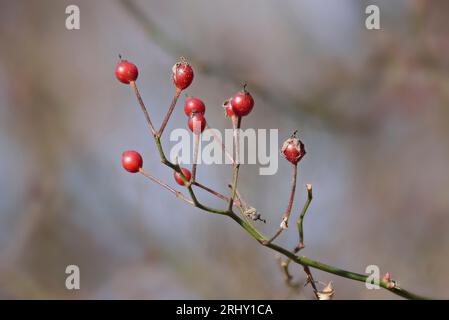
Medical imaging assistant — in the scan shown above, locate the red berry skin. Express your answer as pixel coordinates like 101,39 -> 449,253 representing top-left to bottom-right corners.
283,144 -> 301,163
115,60 -> 138,84
122,150 -> 143,173
223,99 -> 235,117
184,97 -> 206,116
230,90 -> 254,117
174,168 -> 192,186
188,113 -> 206,133
172,61 -> 194,90
281,137 -> 305,164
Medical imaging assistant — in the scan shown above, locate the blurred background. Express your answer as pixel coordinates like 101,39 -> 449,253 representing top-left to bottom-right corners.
0,0 -> 448,299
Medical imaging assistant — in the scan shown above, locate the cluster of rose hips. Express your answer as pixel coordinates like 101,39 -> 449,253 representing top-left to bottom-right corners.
116,56 -> 321,295
116,57 -> 195,186
116,56 -> 304,189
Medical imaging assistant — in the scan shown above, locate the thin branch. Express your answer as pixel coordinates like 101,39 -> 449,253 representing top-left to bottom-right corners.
193,181 -> 241,207
264,163 -> 298,244
283,163 -> 298,224
130,81 -> 156,136
263,228 -> 283,246
228,116 -> 242,211
205,124 -> 235,165
295,184 -> 313,252
303,265 -> 320,299
158,88 -> 181,137
191,132 -> 200,182
153,136 -> 229,216
278,184 -> 313,294
231,186 -> 247,210
139,168 -> 193,206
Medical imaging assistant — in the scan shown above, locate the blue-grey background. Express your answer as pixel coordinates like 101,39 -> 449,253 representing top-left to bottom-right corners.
0,0 -> 447,299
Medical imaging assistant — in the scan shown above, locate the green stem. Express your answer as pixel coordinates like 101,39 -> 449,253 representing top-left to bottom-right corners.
228,211 -> 265,242
296,184 -> 313,251
228,212 -> 430,300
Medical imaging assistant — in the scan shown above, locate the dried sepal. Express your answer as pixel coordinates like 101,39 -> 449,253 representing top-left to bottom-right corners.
317,281 -> 334,300
244,207 -> 266,223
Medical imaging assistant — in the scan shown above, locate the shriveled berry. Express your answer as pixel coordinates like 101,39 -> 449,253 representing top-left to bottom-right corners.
230,85 -> 254,117
122,150 -> 143,173
223,99 -> 235,117
188,113 -> 206,133
174,168 -> 192,186
281,133 -> 305,164
115,59 -> 138,84
172,58 -> 194,90
184,97 -> 205,116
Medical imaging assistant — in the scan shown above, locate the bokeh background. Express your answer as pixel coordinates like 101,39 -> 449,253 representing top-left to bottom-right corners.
0,0 -> 448,299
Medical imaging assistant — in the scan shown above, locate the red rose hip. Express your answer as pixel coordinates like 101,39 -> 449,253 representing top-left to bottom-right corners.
230,85 -> 254,117
281,133 -> 305,164
174,168 -> 192,186
172,58 -> 194,90
115,59 -> 138,84
122,150 -> 143,173
188,113 -> 206,133
184,97 -> 206,116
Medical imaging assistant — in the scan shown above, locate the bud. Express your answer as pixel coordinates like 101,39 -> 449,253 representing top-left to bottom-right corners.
281,131 -> 306,164
382,272 -> 391,283
382,272 -> 396,289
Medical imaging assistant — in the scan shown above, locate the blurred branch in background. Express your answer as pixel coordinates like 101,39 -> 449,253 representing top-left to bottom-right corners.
118,0 -> 449,136
118,0 -> 382,134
